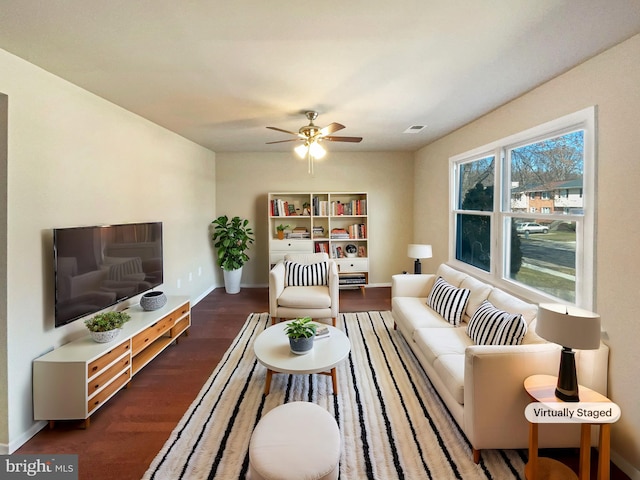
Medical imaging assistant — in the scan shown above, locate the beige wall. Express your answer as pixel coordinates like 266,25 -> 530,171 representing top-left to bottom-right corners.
0,49 -> 217,452
215,151 -> 415,286
414,34 -> 640,476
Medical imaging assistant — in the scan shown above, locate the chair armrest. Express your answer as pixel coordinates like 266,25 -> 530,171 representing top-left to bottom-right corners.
391,274 -> 435,298
269,262 -> 286,317
328,260 -> 339,317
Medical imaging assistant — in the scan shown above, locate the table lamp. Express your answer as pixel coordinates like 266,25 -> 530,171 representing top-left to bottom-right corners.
407,244 -> 432,274
535,303 -> 601,402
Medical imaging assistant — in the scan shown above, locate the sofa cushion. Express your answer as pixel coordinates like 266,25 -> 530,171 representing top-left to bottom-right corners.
459,276 -> 493,320
467,300 -> 528,345
413,327 -> 472,365
427,277 -> 471,326
285,261 -> 328,287
392,297 -> 455,331
433,354 -> 465,405
436,264 -> 468,287
487,288 -> 537,325
278,286 -> 331,308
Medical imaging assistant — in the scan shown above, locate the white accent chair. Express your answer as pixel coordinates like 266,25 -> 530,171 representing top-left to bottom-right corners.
269,252 -> 339,326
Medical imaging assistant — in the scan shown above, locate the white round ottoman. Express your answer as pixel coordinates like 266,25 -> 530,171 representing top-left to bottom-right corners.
249,402 -> 341,480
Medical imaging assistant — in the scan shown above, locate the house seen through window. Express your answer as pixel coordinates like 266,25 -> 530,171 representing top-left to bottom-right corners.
450,107 -> 596,308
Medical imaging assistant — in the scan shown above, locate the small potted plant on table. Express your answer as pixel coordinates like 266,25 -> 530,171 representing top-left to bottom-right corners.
284,317 -> 317,355
85,311 -> 131,343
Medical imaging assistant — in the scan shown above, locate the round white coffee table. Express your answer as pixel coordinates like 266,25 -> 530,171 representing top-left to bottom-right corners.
254,321 -> 351,395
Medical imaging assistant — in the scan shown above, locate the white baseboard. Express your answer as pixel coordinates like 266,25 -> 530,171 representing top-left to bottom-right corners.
611,449 -> 640,480
3,420 -> 47,454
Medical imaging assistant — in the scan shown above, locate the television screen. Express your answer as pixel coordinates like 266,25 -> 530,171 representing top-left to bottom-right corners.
54,222 -> 163,328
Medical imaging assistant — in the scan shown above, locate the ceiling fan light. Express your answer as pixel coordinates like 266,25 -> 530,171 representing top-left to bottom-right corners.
294,143 -> 308,158
309,141 -> 326,159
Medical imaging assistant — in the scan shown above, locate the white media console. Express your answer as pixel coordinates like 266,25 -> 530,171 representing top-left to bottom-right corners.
33,296 -> 191,427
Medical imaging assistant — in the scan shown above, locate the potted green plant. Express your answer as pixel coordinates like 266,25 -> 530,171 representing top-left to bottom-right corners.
284,317 -> 317,355
85,311 -> 131,343
276,224 -> 290,240
211,215 -> 255,294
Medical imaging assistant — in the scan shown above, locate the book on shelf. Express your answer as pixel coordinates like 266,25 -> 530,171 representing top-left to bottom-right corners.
286,232 -> 311,239
271,199 -> 294,217
315,241 -> 329,253
339,272 -> 366,284
330,228 -> 350,239
329,199 -> 367,216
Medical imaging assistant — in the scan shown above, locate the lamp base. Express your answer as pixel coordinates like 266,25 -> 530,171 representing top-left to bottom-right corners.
555,347 -> 580,402
413,259 -> 422,275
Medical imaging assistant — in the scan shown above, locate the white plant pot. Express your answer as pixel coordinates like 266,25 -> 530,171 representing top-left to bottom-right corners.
90,329 -> 121,343
223,267 -> 243,294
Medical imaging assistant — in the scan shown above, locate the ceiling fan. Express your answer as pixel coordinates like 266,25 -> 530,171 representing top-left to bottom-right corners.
266,111 -> 362,174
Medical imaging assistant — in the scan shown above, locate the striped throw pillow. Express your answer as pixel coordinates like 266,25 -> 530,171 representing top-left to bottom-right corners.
467,300 -> 528,345
285,261 -> 329,287
426,276 -> 471,326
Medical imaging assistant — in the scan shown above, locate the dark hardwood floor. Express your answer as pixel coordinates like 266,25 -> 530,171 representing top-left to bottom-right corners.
16,287 -> 627,480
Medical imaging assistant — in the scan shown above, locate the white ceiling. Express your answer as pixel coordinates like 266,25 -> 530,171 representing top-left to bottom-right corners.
2,1 -> 640,153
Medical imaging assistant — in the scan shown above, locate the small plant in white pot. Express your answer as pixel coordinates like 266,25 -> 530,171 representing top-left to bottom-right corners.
284,317 -> 317,355
85,311 -> 131,343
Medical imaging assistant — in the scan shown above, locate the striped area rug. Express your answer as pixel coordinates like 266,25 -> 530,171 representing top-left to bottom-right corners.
143,312 -> 526,479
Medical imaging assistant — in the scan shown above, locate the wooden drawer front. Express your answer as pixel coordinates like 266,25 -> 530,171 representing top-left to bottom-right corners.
336,258 -> 368,273
271,239 -> 313,253
87,356 -> 131,396
87,369 -> 130,414
176,302 -> 190,317
172,316 -> 190,337
87,341 -> 130,379
131,317 -> 173,356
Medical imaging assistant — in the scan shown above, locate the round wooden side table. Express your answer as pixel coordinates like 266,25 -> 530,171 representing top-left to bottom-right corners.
524,374 -> 612,480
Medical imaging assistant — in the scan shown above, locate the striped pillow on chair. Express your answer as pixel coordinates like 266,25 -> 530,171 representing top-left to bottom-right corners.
285,261 -> 329,287
467,300 -> 528,345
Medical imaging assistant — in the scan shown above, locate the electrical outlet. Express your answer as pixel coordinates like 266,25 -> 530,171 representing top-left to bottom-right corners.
177,278 -> 181,289
198,266 -> 202,276
189,272 -> 193,281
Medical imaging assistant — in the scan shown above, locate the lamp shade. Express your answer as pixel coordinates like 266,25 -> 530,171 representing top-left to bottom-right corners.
535,303 -> 601,350
407,244 -> 432,259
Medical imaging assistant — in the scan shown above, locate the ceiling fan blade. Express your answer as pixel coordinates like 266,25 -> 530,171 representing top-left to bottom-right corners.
324,136 -> 363,143
266,126 -> 299,136
266,139 -> 303,144
319,122 -> 345,136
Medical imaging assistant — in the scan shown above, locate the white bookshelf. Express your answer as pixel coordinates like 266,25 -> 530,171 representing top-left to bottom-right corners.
268,192 -> 369,291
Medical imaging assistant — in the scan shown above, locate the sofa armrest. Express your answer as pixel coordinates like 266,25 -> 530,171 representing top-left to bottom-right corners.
463,343 -> 562,449
268,262 -> 286,317
391,274 -> 436,298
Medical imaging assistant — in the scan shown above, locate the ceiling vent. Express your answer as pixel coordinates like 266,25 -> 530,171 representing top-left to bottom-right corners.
403,125 -> 427,133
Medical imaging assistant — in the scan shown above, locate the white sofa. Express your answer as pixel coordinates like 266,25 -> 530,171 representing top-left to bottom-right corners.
392,263 -> 609,462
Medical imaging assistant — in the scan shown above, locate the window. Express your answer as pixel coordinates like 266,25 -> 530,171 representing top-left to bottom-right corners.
450,107 -> 596,308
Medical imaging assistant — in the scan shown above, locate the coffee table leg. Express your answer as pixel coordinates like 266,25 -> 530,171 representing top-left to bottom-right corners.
331,367 -> 338,395
265,369 -> 273,395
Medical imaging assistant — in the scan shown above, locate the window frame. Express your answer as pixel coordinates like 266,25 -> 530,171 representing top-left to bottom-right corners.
449,107 -> 596,309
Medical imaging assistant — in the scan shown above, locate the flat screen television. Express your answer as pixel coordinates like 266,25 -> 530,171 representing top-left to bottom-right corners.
53,222 -> 163,328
